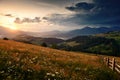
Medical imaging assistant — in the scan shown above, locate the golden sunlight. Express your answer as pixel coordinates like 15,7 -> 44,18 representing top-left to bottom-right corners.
0,17 -> 18,30
9,26 -> 17,30
1,23 -> 18,30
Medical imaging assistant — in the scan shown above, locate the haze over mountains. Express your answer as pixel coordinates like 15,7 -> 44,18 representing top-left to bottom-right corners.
28,26 -> 120,39
0,26 -> 24,38
13,34 -> 64,45
0,26 -> 120,39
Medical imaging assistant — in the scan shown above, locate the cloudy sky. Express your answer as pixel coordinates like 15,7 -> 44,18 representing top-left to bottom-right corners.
0,0 -> 120,32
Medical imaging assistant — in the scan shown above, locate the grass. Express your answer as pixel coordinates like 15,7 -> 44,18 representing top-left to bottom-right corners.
0,39 -> 120,80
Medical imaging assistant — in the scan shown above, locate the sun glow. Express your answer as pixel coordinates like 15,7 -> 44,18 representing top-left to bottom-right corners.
0,17 -> 18,30
9,26 -> 17,30
2,23 -> 18,30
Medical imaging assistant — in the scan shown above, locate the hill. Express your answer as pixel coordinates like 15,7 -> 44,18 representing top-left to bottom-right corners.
34,26 -> 120,39
0,39 -> 120,80
33,26 -> 120,39
12,31 -> 120,57
58,31 -> 120,56
1,26 -> 120,40
96,31 -> 120,44
13,34 -> 64,46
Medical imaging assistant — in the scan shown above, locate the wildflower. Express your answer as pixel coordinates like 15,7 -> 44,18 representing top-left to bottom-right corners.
55,72 -> 59,75
46,72 -> 51,76
51,74 -> 55,77
75,67 -> 81,71
8,61 -> 12,65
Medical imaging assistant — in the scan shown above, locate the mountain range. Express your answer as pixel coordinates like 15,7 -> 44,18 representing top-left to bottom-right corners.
64,26 -> 120,38
13,34 -> 64,45
0,26 -> 120,39
0,25 -> 120,56
28,26 -> 120,39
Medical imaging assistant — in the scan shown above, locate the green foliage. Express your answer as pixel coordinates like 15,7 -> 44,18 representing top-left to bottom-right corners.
50,44 -> 58,49
59,34 -> 120,56
41,42 -> 47,47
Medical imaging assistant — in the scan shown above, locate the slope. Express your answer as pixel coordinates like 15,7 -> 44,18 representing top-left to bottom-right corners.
58,31 -> 120,56
0,40 -> 119,80
13,34 -> 64,45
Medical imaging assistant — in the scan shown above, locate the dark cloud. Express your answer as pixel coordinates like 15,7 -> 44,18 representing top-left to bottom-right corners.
42,17 -> 48,20
66,0 -> 120,15
14,18 -> 22,24
4,14 -> 14,17
94,0 -> 120,16
66,2 -> 95,13
0,13 -> 14,17
35,0 -> 92,7
64,0 -> 120,26
14,17 -> 41,24
43,14 -> 79,27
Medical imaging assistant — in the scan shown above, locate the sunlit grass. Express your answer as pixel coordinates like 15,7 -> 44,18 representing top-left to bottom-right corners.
0,39 -> 119,80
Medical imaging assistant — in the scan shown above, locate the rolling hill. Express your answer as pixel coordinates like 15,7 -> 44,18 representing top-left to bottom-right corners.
31,26 -> 120,39
11,31 -> 120,57
13,34 -> 64,46
58,31 -> 120,56
96,31 -> 120,44
0,39 -> 120,80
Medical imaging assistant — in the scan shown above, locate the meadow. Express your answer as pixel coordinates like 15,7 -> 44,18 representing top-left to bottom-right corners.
0,39 -> 120,80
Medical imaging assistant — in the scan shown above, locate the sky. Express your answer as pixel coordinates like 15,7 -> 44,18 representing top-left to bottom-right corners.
0,0 -> 120,32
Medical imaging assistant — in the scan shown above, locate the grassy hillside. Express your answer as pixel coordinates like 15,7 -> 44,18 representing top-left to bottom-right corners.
0,40 -> 120,80
96,31 -> 120,44
91,31 -> 120,56
58,31 -> 120,56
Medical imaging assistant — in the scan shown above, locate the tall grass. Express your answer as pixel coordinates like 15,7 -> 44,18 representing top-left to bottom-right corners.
0,40 -> 120,80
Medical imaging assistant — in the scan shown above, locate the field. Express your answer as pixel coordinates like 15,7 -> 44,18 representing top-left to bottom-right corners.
0,39 -> 120,80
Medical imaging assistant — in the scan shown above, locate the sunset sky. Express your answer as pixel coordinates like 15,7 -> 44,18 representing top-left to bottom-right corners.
0,0 -> 120,32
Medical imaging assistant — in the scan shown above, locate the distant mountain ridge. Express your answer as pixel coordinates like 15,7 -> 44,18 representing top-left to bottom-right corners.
13,34 -> 64,45
65,26 -> 120,38
1,25 -> 120,56
31,26 -> 120,39
0,26 -> 120,39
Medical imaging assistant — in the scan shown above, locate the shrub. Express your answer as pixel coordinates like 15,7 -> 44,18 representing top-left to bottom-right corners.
41,42 -> 47,47
3,37 -> 9,40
